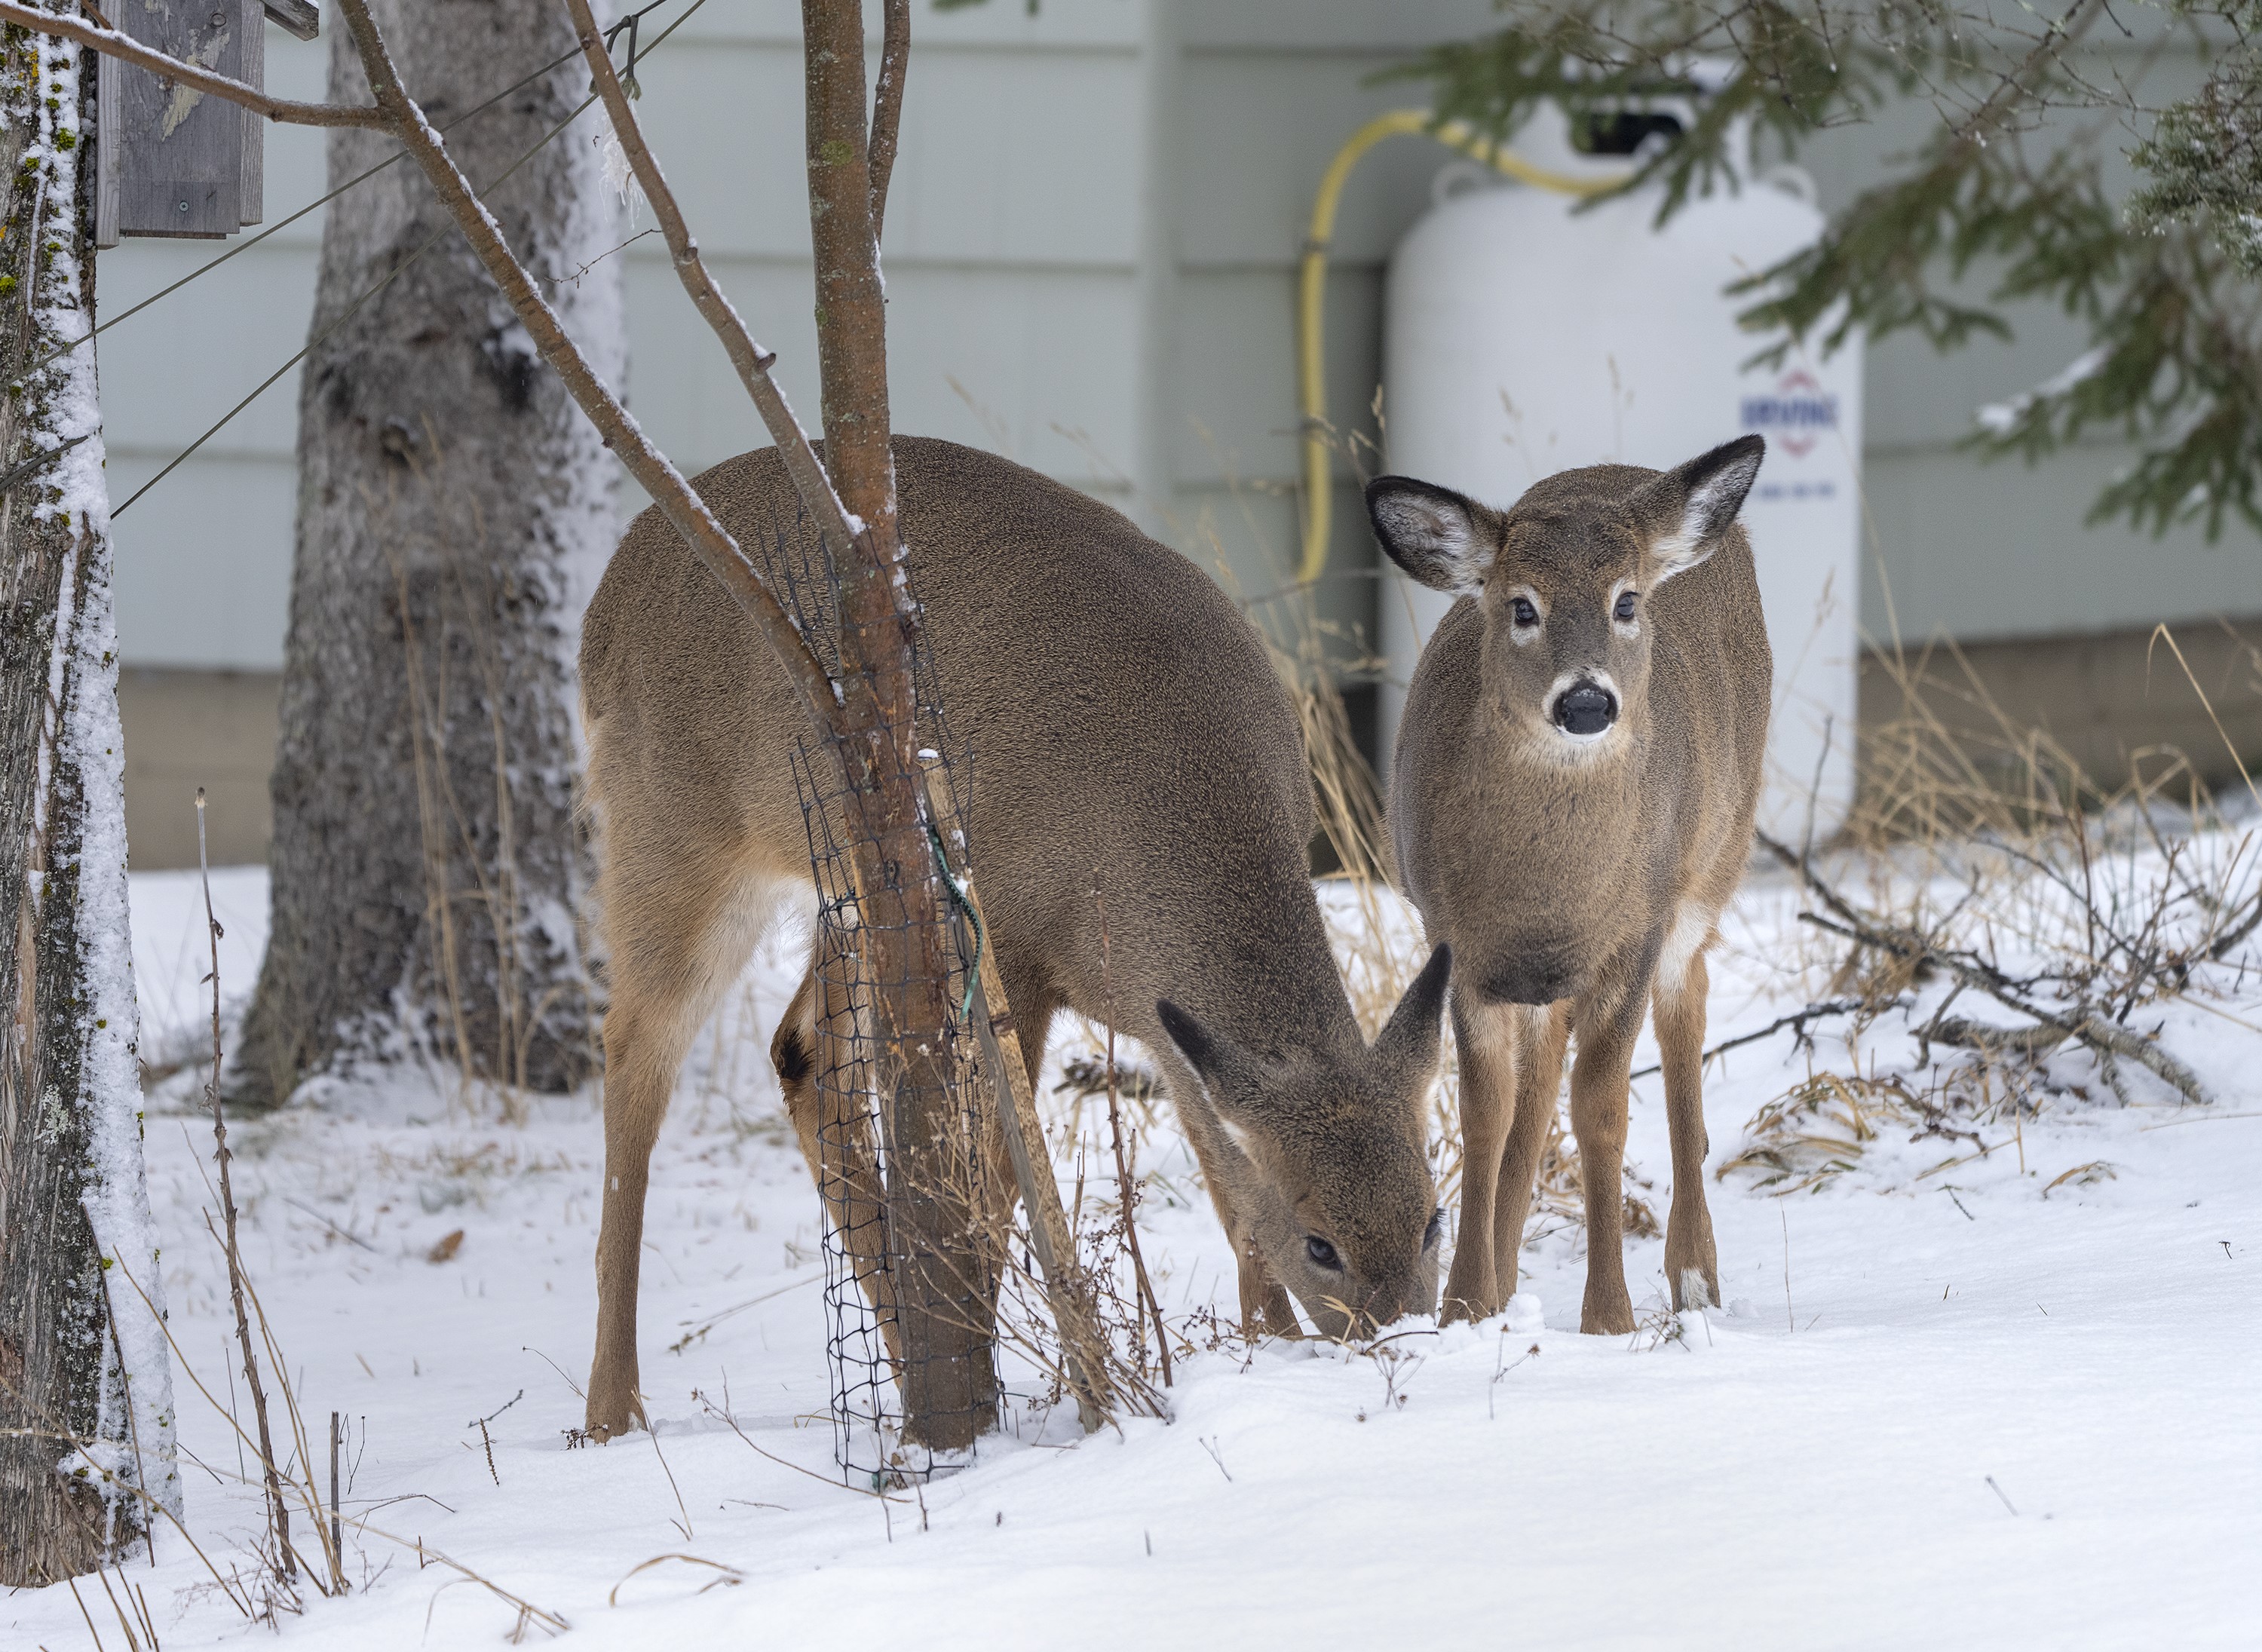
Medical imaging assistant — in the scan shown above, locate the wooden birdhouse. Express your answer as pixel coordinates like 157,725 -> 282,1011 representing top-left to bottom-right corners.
95,0 -> 320,246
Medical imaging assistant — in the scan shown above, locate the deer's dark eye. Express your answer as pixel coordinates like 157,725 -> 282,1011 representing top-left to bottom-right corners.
1614,590 -> 1638,622
1424,1207 -> 1445,1249
1306,1235 -> 1341,1270
1510,596 -> 1540,627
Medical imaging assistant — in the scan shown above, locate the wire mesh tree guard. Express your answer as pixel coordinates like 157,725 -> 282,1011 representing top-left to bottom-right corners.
789,729 -> 1001,1479
749,511 -> 1134,1482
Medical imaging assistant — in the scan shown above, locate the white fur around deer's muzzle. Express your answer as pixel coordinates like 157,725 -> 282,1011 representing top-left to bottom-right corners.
1544,670 -> 1623,746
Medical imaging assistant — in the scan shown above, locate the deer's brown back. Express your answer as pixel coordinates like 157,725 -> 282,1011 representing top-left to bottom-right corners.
581,437 -> 1344,1054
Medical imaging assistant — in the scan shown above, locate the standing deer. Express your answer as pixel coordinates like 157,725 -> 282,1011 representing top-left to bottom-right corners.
577,436 -> 1452,1439
1369,435 -> 1770,1335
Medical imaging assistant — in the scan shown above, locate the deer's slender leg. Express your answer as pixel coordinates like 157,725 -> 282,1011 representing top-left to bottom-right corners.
1491,1000 -> 1569,1304
1442,992 -> 1517,1323
589,853 -> 784,1441
1651,941 -> 1721,1310
1568,977 -> 1646,1336
770,958 -> 900,1375
773,955 -> 1060,1372
988,962 -> 1059,1230
967,965 -> 1060,1337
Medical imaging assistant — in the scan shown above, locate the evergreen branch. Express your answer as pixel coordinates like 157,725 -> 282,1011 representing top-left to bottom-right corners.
1390,0 -> 2262,537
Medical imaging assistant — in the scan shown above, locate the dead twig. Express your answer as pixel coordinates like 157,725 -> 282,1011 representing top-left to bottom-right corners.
1096,881 -> 1171,1388
607,1553 -> 743,1608
282,1197 -> 377,1253
198,791 -> 295,1583
466,1390 -> 521,1487
1629,995 -> 1884,1080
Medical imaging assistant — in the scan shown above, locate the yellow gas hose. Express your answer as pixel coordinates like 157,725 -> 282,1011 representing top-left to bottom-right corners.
1296,111 -> 1623,584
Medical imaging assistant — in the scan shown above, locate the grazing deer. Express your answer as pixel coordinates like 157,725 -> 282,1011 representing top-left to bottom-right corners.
576,436 -> 1452,1439
1368,436 -> 1770,1335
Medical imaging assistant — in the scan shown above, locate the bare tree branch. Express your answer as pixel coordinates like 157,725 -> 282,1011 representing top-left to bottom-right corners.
565,0 -> 860,559
0,1 -> 385,128
0,0 -> 844,745
869,0 -> 910,244
3,0 -> 849,738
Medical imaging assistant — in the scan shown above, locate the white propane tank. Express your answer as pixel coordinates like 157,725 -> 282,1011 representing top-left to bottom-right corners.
1378,115 -> 1863,841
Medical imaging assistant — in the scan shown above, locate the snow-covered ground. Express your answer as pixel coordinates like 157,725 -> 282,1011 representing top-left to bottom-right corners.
10,857 -> 2259,1650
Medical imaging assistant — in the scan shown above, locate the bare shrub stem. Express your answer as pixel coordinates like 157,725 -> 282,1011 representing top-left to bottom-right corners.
197,791 -> 293,1582
1096,883 -> 1170,1387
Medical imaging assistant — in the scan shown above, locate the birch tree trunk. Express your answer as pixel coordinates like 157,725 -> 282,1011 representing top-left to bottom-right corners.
0,14 -> 179,1583
228,0 -> 623,1108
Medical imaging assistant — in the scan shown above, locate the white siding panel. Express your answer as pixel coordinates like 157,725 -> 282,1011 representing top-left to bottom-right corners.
1170,264 -> 1382,489
623,257 -> 1140,482
1173,477 -> 1376,655
630,39 -> 1140,265
97,23 -> 327,670
1186,0 -> 1500,51
1179,49 -> 1454,268
97,244 -> 318,456
107,454 -> 296,670
1865,446 -> 2262,643
681,0 -> 1142,50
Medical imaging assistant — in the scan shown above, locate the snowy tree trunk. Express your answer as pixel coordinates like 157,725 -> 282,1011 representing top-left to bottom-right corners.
0,14 -> 179,1583
228,0 -> 623,1108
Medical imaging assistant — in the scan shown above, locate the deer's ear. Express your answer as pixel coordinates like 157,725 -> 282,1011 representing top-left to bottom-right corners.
1374,944 -> 1451,1085
1157,1000 -> 1281,1159
1638,434 -> 1764,582
1366,477 -> 1495,596
1157,998 -> 1265,1097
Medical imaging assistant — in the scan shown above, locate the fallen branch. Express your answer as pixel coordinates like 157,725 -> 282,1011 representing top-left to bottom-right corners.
1926,1016 -> 2070,1059
1758,830 -> 2211,1106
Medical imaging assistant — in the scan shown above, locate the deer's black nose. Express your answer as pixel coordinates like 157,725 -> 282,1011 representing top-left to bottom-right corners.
1554,681 -> 1618,736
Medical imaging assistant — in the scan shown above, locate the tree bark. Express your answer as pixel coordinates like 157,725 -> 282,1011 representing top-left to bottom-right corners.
802,0 -> 995,1451
230,0 -> 624,1108
0,11 -> 178,1583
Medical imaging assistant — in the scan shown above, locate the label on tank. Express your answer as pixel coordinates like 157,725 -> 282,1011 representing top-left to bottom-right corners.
1739,366 -> 1841,499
